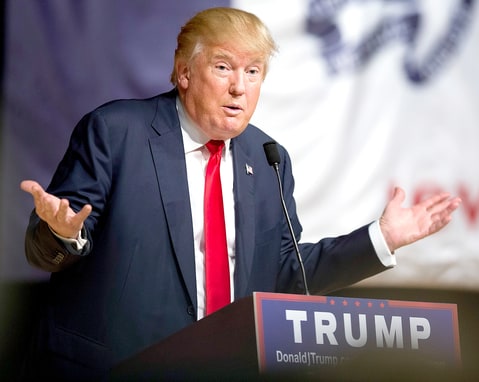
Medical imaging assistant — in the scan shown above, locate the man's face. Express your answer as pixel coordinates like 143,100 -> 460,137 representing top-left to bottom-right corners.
177,44 -> 265,140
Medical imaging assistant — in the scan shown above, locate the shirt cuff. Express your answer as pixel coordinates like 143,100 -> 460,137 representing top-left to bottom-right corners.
369,220 -> 396,268
49,226 -> 88,254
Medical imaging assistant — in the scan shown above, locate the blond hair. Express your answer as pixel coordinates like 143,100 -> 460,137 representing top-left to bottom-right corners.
170,7 -> 278,85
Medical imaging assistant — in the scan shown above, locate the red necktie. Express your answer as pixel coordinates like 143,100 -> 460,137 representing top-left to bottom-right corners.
204,140 -> 230,315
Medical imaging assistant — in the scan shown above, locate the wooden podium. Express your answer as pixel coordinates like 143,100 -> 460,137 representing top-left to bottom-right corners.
110,292 -> 461,381
110,295 -> 259,381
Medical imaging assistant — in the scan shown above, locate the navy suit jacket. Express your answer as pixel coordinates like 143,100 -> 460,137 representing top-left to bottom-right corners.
24,89 -> 387,379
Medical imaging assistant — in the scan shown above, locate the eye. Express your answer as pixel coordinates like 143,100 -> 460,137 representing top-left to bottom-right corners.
246,67 -> 262,80
216,64 -> 228,71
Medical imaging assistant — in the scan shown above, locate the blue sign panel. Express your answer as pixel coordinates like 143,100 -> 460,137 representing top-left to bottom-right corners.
254,292 -> 461,374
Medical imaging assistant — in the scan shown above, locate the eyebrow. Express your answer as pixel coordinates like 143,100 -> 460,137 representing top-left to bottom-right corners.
211,49 -> 264,68
210,49 -> 233,61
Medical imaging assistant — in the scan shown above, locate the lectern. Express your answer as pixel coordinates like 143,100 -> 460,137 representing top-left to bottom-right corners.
110,292 -> 461,381
110,295 -> 258,381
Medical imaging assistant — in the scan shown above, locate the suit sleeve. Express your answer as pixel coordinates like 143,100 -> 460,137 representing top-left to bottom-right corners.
23,110 -> 110,272
24,211 -> 92,272
274,146 -> 389,295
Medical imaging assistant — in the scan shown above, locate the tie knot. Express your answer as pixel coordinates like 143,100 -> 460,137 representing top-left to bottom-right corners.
206,140 -> 225,155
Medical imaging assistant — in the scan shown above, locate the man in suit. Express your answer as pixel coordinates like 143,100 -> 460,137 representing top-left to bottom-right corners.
20,7 -> 461,381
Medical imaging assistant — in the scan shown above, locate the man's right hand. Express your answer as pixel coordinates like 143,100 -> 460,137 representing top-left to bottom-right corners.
20,180 -> 92,239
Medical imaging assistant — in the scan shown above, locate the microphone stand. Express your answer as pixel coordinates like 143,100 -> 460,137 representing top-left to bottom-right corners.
264,141 -> 310,296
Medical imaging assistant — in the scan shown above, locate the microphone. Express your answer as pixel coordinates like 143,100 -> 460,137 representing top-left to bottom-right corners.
263,141 -> 310,295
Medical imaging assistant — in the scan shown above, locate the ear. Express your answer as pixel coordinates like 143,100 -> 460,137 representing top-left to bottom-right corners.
176,62 -> 190,89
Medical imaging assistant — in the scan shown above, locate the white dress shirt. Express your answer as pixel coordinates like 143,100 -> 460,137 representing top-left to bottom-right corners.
177,98 -> 236,319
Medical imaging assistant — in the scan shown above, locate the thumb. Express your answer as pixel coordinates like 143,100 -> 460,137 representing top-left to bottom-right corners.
20,180 -> 44,196
389,186 -> 405,206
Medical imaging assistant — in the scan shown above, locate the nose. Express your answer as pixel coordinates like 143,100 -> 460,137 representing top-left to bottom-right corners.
229,71 -> 246,96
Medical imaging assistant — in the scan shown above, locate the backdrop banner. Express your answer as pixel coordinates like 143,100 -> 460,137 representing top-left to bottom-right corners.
2,0 -> 478,290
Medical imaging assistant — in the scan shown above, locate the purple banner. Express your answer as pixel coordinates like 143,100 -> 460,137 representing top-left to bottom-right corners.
0,0 -> 229,281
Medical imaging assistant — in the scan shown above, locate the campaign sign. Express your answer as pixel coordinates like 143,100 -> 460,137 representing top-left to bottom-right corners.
253,292 -> 461,374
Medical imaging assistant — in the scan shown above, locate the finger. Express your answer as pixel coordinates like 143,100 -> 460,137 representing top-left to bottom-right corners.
429,197 -> 462,233
434,198 -> 462,220
20,180 -> 45,199
71,204 -> 93,227
448,197 -> 462,211
426,195 -> 458,216
39,191 -> 55,212
56,198 -> 71,222
422,192 -> 451,211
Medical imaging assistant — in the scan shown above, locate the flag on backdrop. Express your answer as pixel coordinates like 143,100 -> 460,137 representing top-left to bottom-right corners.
1,0 -> 478,290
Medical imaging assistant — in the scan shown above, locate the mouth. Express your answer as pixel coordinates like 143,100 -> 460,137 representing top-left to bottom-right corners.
223,104 -> 243,116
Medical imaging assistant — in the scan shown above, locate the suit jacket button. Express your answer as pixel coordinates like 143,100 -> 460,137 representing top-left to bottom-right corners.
186,305 -> 195,316
52,252 -> 65,264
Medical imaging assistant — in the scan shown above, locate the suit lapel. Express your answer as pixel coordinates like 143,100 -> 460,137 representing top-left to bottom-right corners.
231,138 -> 256,298
149,94 -> 198,311
148,92 -> 259,306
